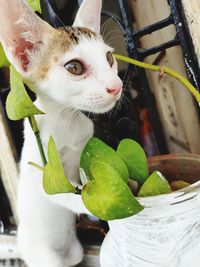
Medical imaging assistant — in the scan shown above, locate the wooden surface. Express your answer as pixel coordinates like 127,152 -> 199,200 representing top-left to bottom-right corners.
0,104 -> 18,221
130,0 -> 200,154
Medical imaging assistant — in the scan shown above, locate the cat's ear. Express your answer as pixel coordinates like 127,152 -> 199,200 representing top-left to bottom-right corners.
73,0 -> 102,34
0,0 -> 52,76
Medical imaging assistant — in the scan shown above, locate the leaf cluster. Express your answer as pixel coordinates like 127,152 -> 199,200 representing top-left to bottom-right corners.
79,138 -> 172,220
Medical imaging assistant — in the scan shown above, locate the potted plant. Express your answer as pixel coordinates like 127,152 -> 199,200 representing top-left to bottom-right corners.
79,137 -> 200,267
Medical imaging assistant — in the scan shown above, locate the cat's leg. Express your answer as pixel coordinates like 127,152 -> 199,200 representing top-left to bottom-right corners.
65,235 -> 84,266
17,206 -> 83,267
19,241 -> 83,267
19,242 -> 82,267
20,246 -> 67,267
17,165 -> 83,267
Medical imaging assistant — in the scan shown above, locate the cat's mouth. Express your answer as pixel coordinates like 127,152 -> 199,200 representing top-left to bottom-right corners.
76,89 -> 122,114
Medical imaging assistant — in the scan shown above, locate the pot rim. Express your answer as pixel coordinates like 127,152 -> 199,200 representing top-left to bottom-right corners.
138,153 -> 200,207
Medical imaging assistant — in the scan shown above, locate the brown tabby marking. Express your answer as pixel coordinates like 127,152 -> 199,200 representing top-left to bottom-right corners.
32,27 -> 96,81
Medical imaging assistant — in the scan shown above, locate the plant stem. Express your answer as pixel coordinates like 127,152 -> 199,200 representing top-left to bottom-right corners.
114,54 -> 200,105
28,116 -> 47,166
28,161 -> 45,171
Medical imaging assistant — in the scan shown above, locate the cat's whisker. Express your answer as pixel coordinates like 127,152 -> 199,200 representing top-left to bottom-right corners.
101,18 -> 122,42
116,95 -> 125,111
101,16 -> 114,37
103,29 -> 123,44
106,40 -> 122,47
101,100 -> 121,119
104,29 -> 123,40
78,105 -> 93,117
122,80 -> 138,91
122,79 -> 137,86
106,36 -> 125,46
122,92 -> 132,105
106,34 -> 124,40
101,4 -> 122,38
113,102 -> 121,115
101,18 -> 110,36
122,86 -> 133,93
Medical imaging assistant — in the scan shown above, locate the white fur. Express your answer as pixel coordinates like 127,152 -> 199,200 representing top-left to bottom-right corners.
73,0 -> 102,33
17,102 -> 93,267
0,0 -> 123,266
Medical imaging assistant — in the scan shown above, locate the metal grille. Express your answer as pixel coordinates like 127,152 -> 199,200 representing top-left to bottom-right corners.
114,0 -> 200,153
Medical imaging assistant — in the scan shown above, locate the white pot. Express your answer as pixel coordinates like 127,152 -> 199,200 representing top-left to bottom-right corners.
100,154 -> 200,267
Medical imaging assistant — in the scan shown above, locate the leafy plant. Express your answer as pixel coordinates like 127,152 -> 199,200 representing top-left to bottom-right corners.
117,139 -> 149,183
80,137 -> 129,182
80,137 -> 172,219
6,66 -> 43,120
138,171 -> 171,197
81,161 -> 143,220
43,137 -> 77,195
0,44 -> 10,68
26,0 -> 41,13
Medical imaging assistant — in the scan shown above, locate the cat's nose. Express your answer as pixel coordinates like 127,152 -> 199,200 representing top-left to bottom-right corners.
106,87 -> 122,96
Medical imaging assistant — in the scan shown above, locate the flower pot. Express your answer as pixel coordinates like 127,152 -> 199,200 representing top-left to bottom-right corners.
100,154 -> 200,267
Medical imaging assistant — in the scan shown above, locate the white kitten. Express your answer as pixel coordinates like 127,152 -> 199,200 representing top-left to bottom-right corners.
0,0 -> 122,266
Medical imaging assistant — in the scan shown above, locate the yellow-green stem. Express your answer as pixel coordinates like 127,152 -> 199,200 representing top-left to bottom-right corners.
114,54 -> 200,105
28,162 -> 45,171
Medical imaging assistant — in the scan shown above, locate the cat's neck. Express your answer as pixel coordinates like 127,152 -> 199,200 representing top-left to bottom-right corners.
34,95 -> 94,149
34,95 -> 91,129
35,95 -> 76,119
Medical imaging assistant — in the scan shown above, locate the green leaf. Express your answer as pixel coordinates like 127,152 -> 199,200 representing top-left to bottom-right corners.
26,0 -> 41,13
6,65 -> 43,120
0,43 -> 10,68
43,136 -> 77,195
138,171 -> 171,197
170,181 -> 190,191
80,138 -> 129,183
117,139 -> 149,183
82,161 -> 143,220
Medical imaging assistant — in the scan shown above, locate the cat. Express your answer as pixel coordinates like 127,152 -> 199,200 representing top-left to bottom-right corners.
0,0 -> 123,266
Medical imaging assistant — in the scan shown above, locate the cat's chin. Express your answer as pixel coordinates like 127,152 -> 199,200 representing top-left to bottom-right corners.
81,100 -> 117,114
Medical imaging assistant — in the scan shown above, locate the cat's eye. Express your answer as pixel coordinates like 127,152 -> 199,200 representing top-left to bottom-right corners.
64,60 -> 85,75
106,51 -> 114,67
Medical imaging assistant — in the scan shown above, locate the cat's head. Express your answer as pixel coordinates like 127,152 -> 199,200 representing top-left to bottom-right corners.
0,0 -> 122,113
